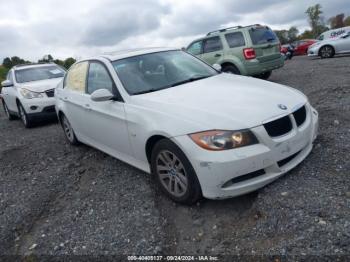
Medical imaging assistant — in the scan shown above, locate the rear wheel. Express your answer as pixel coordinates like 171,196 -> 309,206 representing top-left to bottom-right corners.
2,101 -> 15,120
17,102 -> 32,128
320,45 -> 335,59
222,64 -> 240,75
256,71 -> 272,80
151,139 -> 202,205
61,114 -> 79,145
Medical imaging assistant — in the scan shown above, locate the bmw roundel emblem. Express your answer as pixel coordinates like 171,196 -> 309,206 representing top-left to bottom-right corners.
278,104 -> 288,110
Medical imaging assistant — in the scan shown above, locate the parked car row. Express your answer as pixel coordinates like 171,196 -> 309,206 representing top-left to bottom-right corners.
0,27 -> 319,204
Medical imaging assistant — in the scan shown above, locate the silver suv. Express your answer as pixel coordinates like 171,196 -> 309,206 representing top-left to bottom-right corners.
186,24 -> 284,79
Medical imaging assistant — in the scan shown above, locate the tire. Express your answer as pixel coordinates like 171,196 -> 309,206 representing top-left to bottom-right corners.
60,114 -> 79,145
222,64 -> 241,75
17,102 -> 33,128
2,101 -> 16,120
256,71 -> 272,80
319,45 -> 335,59
151,139 -> 202,205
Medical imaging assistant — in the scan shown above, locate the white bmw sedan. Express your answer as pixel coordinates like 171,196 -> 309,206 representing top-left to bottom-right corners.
55,48 -> 318,204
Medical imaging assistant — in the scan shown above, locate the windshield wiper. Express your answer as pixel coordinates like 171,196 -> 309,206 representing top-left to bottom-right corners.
170,75 -> 211,87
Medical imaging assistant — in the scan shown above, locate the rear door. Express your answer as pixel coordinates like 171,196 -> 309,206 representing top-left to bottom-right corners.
61,61 -> 90,140
248,26 -> 280,62
201,36 -> 224,65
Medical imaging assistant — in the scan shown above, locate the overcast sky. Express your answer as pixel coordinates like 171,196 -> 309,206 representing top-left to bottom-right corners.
0,0 -> 349,62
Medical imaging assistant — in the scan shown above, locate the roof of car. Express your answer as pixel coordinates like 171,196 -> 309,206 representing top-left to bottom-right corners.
99,47 -> 178,61
13,63 -> 56,70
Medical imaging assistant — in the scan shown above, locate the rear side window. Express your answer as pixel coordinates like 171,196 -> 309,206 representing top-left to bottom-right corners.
187,41 -> 202,55
87,62 -> 114,94
65,62 -> 88,93
249,27 -> 278,45
203,37 -> 223,53
225,32 -> 245,48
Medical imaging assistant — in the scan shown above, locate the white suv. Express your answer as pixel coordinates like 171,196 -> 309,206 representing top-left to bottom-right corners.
1,63 -> 65,127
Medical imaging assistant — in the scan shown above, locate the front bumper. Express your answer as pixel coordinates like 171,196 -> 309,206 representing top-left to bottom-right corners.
307,46 -> 320,57
173,104 -> 319,199
21,97 -> 57,120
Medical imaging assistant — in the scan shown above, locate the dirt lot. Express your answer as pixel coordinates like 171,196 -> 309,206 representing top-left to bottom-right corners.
0,55 -> 349,260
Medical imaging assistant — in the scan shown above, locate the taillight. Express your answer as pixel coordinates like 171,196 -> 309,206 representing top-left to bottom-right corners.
243,48 -> 256,60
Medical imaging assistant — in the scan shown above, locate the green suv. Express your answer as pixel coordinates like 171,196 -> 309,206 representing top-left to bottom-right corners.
186,24 -> 284,79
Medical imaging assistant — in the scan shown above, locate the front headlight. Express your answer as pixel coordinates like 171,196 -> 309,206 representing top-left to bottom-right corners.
20,88 -> 44,99
189,130 -> 258,151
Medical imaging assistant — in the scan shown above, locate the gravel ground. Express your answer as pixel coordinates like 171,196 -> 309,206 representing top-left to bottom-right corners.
0,55 -> 349,260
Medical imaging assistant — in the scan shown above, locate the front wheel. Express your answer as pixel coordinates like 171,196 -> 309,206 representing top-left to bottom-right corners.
2,101 -> 16,120
151,139 -> 202,205
320,45 -> 334,59
17,102 -> 32,128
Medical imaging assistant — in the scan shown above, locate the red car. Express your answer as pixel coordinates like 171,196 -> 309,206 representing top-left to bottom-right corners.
291,39 -> 317,55
280,39 -> 317,56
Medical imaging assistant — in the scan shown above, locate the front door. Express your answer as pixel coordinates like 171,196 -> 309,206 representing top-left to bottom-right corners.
2,71 -> 18,112
337,34 -> 350,53
82,61 -> 132,158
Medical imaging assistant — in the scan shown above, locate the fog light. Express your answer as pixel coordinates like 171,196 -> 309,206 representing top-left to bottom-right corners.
30,106 -> 38,110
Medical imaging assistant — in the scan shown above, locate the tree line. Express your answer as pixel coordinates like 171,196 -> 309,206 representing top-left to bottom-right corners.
2,55 -> 76,70
274,4 -> 350,44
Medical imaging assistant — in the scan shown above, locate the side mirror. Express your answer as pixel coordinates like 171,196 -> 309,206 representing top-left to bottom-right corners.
213,64 -> 222,72
1,80 -> 13,87
90,89 -> 114,102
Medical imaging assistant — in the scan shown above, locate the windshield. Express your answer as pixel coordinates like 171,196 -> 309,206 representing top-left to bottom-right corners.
249,27 -> 278,45
15,65 -> 65,83
112,50 -> 218,95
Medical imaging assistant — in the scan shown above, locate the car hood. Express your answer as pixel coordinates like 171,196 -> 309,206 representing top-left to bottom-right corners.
19,78 -> 63,93
130,74 -> 307,132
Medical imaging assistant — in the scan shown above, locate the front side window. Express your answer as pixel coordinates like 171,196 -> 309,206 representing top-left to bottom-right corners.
249,27 -> 278,45
7,71 -> 13,82
112,50 -> 218,95
187,41 -> 203,55
87,62 -> 113,94
15,65 -> 65,83
203,37 -> 223,53
318,34 -> 324,41
65,62 -> 88,93
225,32 -> 245,48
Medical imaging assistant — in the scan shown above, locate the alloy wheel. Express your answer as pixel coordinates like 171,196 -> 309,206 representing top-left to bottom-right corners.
321,46 -> 333,58
156,150 -> 188,197
18,105 -> 27,126
63,116 -> 74,142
